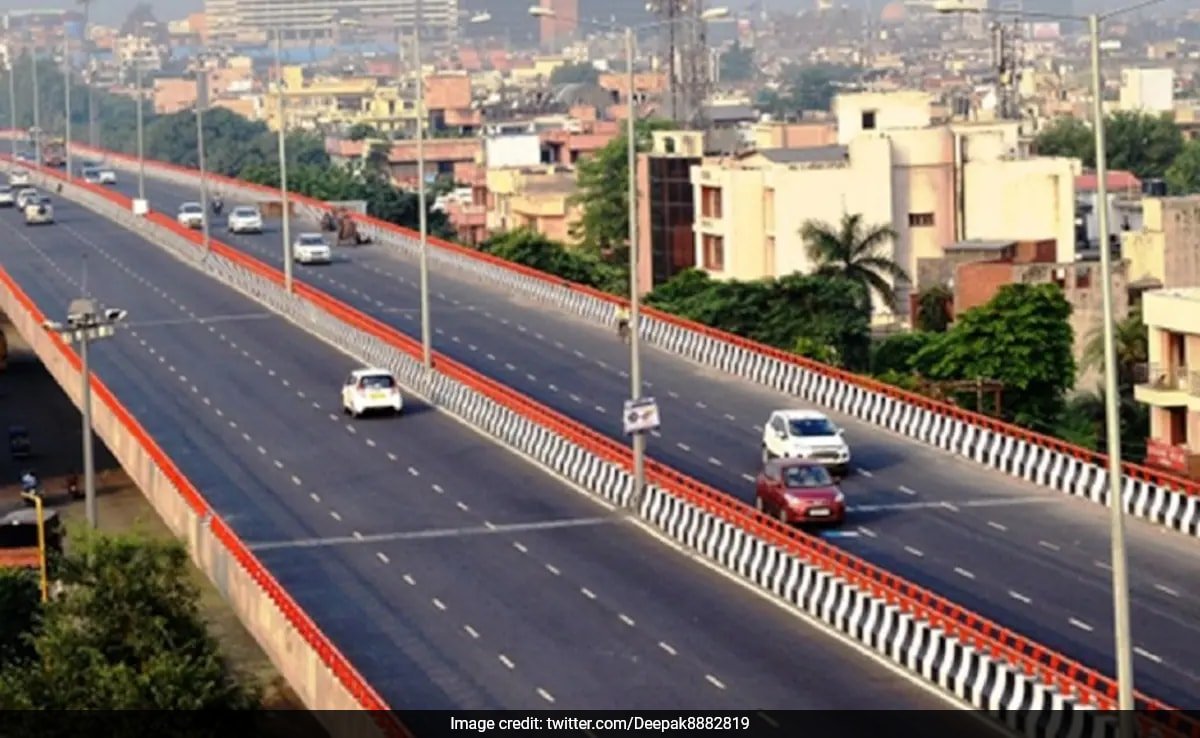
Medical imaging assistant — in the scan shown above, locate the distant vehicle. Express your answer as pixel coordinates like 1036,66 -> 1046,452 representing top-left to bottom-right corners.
176,202 -> 205,229
291,232 -> 332,264
8,425 -> 30,459
43,138 -> 66,168
754,459 -> 846,525
226,206 -> 263,234
9,170 -> 30,187
98,168 -> 117,184
341,368 -> 403,418
82,167 -> 103,184
761,409 -> 851,477
0,507 -> 63,558
0,185 -> 13,207
24,196 -> 54,225
15,188 -> 39,210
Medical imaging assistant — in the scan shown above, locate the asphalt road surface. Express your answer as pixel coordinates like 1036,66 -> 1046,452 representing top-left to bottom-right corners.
0,178 -> 1016,722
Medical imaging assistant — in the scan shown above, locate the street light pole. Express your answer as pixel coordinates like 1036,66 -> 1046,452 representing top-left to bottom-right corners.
63,43 -> 73,177
274,30 -> 293,293
135,62 -> 146,200
414,26 -> 432,369
31,46 -> 41,167
1088,11 -> 1135,725
4,14 -> 14,158
625,25 -> 646,510
195,66 -> 211,251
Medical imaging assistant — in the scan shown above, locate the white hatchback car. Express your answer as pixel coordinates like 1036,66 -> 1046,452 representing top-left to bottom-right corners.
761,409 -> 851,477
342,368 -> 403,418
292,232 -> 332,264
177,202 -> 205,229
98,168 -> 117,184
15,188 -> 39,209
226,206 -> 263,234
24,197 -> 54,225
0,185 -> 13,207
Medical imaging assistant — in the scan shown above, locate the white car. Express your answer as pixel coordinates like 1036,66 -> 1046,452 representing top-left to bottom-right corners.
761,409 -> 851,477
98,168 -> 117,184
0,185 -> 13,207
9,170 -> 30,187
341,368 -> 403,417
15,188 -> 39,209
227,206 -> 263,234
81,167 -> 103,184
292,233 -> 332,264
177,202 -> 205,229
24,197 -> 54,225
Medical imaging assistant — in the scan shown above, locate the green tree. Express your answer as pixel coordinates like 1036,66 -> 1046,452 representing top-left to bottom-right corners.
914,284 -> 953,333
870,331 -> 937,376
346,122 -> 382,141
1033,116 -> 1093,161
912,283 -> 1075,431
1081,306 -> 1147,389
757,63 -> 860,116
0,570 -> 40,669
1166,139 -> 1200,195
482,229 -> 627,294
801,213 -> 908,312
0,530 -> 258,710
719,44 -> 755,83
550,62 -> 599,86
571,117 -> 674,255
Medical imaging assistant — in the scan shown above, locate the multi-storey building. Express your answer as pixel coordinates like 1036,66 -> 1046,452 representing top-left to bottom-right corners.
1135,288 -> 1200,478
205,0 -> 460,44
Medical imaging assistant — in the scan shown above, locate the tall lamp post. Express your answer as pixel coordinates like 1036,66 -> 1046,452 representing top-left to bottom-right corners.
133,22 -> 155,203
31,43 -> 41,167
194,54 -> 212,251
395,12 -> 492,369
42,299 -> 128,529
61,43 -> 72,177
529,5 -> 729,510
935,0 -> 1166,728
4,14 -> 15,158
273,29 -> 294,292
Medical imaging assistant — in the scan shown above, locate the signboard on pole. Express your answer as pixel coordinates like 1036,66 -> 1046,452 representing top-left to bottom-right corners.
623,398 -> 660,436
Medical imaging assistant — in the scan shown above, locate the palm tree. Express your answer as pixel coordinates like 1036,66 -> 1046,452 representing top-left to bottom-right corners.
1081,306 -> 1147,388
800,213 -> 909,311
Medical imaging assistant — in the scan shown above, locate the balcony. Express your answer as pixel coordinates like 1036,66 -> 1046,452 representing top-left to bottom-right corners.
1134,362 -> 1191,407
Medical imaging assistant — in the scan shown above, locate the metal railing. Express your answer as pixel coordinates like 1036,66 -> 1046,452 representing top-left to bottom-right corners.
1138,362 -> 1190,392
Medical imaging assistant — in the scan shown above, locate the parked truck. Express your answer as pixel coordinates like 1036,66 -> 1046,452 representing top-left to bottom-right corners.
43,138 -> 66,168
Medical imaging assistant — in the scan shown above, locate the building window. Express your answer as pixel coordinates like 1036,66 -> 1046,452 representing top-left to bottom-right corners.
862,110 -> 877,130
703,234 -> 725,271
908,212 -> 934,227
764,188 -> 775,226
663,136 -> 676,154
700,186 -> 723,219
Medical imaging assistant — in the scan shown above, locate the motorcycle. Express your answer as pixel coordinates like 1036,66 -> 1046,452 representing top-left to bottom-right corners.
211,198 -> 224,216
20,471 -> 40,505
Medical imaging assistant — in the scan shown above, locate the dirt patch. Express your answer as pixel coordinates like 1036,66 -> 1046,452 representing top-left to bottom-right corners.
0,316 -> 304,710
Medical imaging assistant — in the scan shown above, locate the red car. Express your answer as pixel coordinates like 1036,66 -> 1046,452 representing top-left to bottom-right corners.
754,459 -> 846,525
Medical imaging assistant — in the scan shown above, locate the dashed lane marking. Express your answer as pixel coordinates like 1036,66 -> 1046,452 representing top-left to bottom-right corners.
536,688 -> 555,703
1009,590 -> 1032,604
658,642 -> 677,656
618,613 -> 635,627
1068,618 -> 1094,633
464,625 -> 480,639
498,654 -> 515,669
1135,647 -> 1163,664
376,552 -> 390,564
904,546 -> 924,557
705,675 -> 726,690
1155,584 -> 1180,598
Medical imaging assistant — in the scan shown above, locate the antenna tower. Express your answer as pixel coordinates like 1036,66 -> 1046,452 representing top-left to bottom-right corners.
651,0 -> 710,128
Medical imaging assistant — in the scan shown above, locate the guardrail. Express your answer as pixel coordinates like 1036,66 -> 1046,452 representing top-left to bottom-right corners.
55,142 -> 1200,542
29,151 -> 1199,737
0,171 -> 410,738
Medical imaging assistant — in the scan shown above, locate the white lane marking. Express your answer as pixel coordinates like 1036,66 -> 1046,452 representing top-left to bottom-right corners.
310,493 -> 321,503
668,391 -> 679,398
708,457 -> 723,467
569,393 -> 582,403
988,521 -> 1008,532
456,501 -> 469,511
365,438 -> 376,447
856,468 -> 874,478
387,452 -> 398,461
1008,590 -> 1032,604
659,641 -> 677,656
504,362 -> 515,370
741,473 -> 755,482
432,598 -> 446,611
432,484 -> 444,494
330,511 -> 342,521
904,546 -> 924,557
403,574 -> 416,585
1154,584 -> 1180,597
536,688 -> 555,703
408,466 -> 420,476
899,485 -> 917,496
1038,540 -> 1061,551
273,460 -> 284,469
850,498 -> 1057,513
1135,647 -> 1163,663
857,526 -> 878,538
353,531 -> 364,540
705,675 -> 726,690
581,587 -> 596,599
594,405 -> 606,414
464,625 -> 480,639
291,475 -> 302,486
1095,560 -> 1112,571
954,567 -> 976,580
942,502 -> 961,513
376,552 -> 390,564
1068,618 -> 1094,632
545,564 -> 561,576
256,445 -> 267,455
513,542 -> 528,553
618,613 -> 635,627
695,401 -> 707,409
498,654 -> 515,669
677,442 -> 691,452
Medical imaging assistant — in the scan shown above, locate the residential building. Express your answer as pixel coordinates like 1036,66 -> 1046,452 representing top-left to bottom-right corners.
636,130 -> 707,291
1119,68 -> 1174,114
205,0 -> 459,44
485,165 -> 581,245
688,110 -> 1077,318
751,121 -> 837,150
1124,196 -> 1200,291
1134,288 -> 1200,478
1075,170 -> 1144,251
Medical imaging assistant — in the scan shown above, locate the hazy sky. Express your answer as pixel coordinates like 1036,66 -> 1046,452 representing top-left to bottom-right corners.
0,0 -> 202,26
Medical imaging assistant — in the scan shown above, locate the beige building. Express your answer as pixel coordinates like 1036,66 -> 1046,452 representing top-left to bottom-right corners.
1135,288 -> 1200,477
486,166 -> 582,245
1124,196 -> 1200,290
688,91 -> 1077,318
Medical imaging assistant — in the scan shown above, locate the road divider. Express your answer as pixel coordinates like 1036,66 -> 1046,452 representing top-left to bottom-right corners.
0,167 -> 411,738
57,141 -> 1200,541
25,152 -> 1197,738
